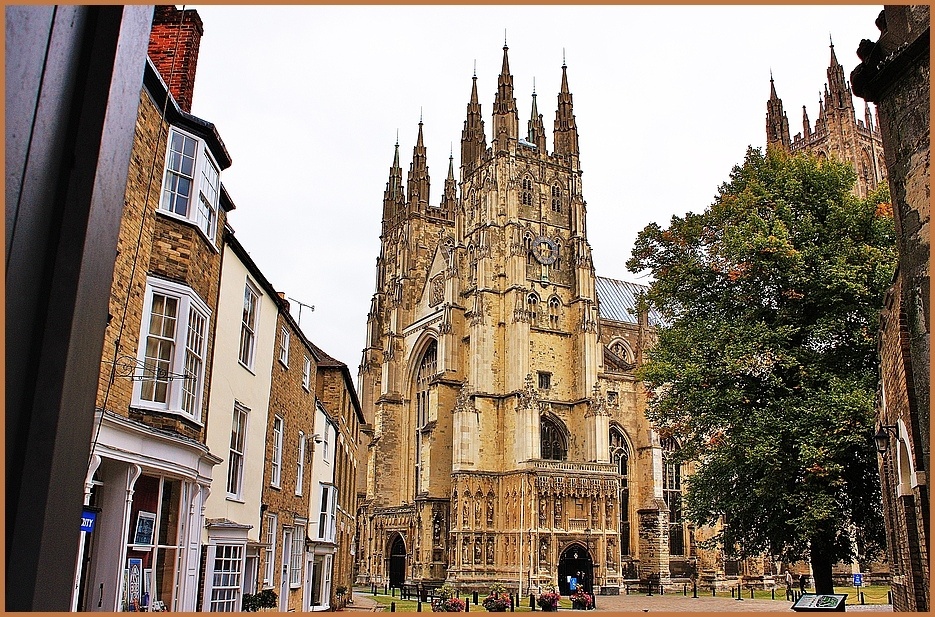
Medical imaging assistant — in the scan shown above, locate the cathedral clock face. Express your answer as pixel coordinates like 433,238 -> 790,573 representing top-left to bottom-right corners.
533,236 -> 558,265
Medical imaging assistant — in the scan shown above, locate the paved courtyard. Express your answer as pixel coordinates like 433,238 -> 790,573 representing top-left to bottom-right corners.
341,591 -> 892,613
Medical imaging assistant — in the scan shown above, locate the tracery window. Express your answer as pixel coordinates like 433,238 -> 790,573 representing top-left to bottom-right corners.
521,176 -> 534,206
540,416 -> 566,460
610,339 -> 631,363
610,427 -> 631,556
527,293 -> 540,327
548,296 -> 561,329
662,436 -> 685,555
414,341 -> 437,495
551,183 -> 563,213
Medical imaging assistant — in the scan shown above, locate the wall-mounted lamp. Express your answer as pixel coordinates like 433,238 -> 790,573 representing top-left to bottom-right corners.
311,433 -> 323,444
873,424 -> 899,456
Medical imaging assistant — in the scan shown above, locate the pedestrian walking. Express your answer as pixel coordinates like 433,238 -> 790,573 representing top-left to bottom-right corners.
784,570 -> 794,601
798,574 -> 808,595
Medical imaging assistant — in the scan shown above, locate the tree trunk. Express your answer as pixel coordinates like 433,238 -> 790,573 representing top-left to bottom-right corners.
809,534 -> 836,594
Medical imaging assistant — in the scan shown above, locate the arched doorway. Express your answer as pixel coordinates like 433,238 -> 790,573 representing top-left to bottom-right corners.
557,543 -> 593,596
388,535 -> 407,589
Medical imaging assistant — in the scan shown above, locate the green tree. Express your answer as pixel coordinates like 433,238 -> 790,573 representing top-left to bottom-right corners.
627,148 -> 895,594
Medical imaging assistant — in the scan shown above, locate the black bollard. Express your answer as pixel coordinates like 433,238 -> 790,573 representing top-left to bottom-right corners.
860,592 -> 864,605
417,601 -> 422,612
626,585 -> 630,595
888,591 -> 893,604
530,594 -> 536,610
683,584 -> 687,596
731,588 -> 735,598
385,584 -> 388,595
647,582 -> 653,597
771,588 -> 774,600
510,595 -> 514,612
373,584 -> 377,596
692,582 -> 698,598
750,588 -> 754,600
474,591 -> 479,605
390,601 -> 396,612
465,599 -> 469,612
736,583 -> 743,601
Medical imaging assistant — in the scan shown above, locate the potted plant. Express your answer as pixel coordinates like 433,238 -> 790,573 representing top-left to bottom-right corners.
482,583 -> 511,612
536,584 -> 561,612
432,583 -> 466,612
569,589 -> 592,610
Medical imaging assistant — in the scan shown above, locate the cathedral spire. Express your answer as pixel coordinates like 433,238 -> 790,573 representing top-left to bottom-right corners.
383,138 -> 405,227
461,71 -> 487,176
553,58 -> 579,157
492,42 -> 519,145
441,150 -> 458,215
802,105 -> 811,137
407,119 -> 430,213
825,36 -> 853,112
765,73 -> 791,151
527,78 -> 547,150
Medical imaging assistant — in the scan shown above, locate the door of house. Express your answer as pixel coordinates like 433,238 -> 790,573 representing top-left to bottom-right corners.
280,528 -> 292,611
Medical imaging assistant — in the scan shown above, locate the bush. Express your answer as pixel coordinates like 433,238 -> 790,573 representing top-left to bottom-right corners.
432,583 -> 466,612
483,583 -> 511,611
242,588 -> 277,612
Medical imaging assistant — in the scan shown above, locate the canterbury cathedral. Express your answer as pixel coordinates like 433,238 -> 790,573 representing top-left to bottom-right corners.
354,43 -> 691,596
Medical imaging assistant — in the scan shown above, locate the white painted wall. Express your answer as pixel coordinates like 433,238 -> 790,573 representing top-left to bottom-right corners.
203,243 -> 278,542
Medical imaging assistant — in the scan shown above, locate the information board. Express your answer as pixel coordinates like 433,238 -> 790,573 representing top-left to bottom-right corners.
791,593 -> 848,612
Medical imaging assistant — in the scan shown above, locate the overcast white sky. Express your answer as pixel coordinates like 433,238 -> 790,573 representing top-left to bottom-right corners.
188,4 -> 884,371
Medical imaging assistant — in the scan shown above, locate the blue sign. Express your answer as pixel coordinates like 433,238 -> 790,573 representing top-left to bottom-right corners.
80,510 -> 97,533
853,573 -> 863,586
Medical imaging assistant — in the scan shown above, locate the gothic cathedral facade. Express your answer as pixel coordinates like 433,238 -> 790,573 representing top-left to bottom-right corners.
355,45 -> 693,595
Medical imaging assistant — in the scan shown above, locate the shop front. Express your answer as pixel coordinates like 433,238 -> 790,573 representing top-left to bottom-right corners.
72,411 -> 220,611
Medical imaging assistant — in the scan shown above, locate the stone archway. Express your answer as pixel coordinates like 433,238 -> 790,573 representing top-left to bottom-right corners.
557,543 -> 593,596
388,534 -> 407,589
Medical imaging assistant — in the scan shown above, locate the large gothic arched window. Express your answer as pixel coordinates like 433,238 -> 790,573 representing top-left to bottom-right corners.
540,416 -> 566,461
661,436 -> 685,556
610,427 -> 631,556
414,341 -> 437,495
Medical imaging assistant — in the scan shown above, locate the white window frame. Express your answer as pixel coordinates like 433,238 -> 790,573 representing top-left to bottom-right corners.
295,431 -> 306,496
278,326 -> 290,367
239,280 -> 260,370
206,543 -> 245,611
317,484 -> 331,541
133,277 -> 211,422
322,423 -> 331,463
302,356 -> 311,390
227,403 -> 248,500
263,514 -> 277,587
290,523 -> 305,587
271,416 -> 283,488
159,126 -> 221,244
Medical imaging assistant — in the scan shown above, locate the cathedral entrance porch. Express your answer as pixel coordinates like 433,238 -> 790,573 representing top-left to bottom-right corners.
557,543 -> 594,596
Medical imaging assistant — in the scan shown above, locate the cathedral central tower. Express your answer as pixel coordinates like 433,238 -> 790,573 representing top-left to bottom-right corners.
356,45 -> 676,595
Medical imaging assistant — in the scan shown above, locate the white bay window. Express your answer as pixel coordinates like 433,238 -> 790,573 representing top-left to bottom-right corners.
134,277 -> 210,421
160,127 -> 221,243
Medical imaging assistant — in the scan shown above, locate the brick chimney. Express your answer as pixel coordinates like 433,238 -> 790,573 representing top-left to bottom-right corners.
147,5 -> 204,113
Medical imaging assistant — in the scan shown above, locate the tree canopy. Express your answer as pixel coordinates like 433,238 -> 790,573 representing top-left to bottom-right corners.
627,148 -> 896,592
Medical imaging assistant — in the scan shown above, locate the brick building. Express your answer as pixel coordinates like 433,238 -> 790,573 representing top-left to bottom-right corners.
355,44 -> 691,597
851,5 -> 930,612
767,40 -> 888,198
308,343 -> 365,609
259,300 -> 319,611
74,6 -> 233,611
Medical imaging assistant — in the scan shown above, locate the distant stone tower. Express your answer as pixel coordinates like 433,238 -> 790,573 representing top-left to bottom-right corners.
766,39 -> 887,198
355,44 -> 693,596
